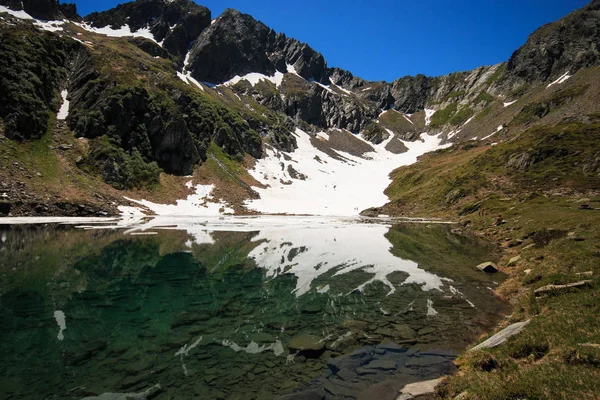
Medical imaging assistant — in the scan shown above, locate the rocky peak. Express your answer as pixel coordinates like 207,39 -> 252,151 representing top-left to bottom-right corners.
327,67 -> 367,90
0,0 -> 79,20
186,7 -> 328,84
186,8 -> 277,83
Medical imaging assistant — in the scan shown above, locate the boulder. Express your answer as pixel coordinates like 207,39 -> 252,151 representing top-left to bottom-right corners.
476,262 -> 498,273
398,377 -> 444,397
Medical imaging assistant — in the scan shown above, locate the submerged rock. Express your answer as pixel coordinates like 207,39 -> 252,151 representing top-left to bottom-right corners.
288,334 -> 324,351
394,324 -> 417,339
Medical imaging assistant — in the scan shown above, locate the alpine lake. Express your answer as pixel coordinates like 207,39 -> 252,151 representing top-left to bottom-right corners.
0,216 -> 509,400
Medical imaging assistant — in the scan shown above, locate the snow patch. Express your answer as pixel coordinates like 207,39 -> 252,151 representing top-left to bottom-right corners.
286,63 -> 299,76
76,22 -> 158,44
424,109 -> 436,126
462,115 -> 475,127
329,79 -> 352,95
503,99 -> 518,107
0,5 -> 32,19
427,299 -> 438,316
57,90 -> 69,120
177,71 -> 204,91
312,80 -> 337,95
480,125 -> 503,141
547,71 -> 571,88
0,5 -> 65,32
54,310 -> 66,341
224,71 -> 285,88
123,184 -> 233,216
316,131 -> 330,141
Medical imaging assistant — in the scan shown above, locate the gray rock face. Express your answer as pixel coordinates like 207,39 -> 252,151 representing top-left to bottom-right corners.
499,0 -> 600,90
84,0 -> 211,61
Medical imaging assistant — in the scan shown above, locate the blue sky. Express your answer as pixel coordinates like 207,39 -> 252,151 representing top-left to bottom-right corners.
73,0 -> 589,81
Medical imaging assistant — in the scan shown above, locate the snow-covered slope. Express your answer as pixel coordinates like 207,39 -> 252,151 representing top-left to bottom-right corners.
244,128 -> 450,216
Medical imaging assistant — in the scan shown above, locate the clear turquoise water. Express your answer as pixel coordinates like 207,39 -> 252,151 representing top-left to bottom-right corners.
0,218 -> 508,399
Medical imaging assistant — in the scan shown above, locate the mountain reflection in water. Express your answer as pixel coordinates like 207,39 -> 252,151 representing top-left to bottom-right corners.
0,216 -> 508,399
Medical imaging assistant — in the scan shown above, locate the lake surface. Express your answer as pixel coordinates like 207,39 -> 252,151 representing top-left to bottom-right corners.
0,216 -> 508,400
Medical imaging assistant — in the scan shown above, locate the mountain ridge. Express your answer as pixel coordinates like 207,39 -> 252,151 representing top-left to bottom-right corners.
0,0 -> 599,218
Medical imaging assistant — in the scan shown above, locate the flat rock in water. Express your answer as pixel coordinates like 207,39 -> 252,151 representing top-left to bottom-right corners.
81,383 -> 161,400
399,377 -> 444,397
418,327 -> 436,336
394,324 -> 417,339
277,389 -> 326,400
364,359 -> 397,370
336,368 -> 358,381
534,280 -> 593,296
405,356 -> 449,367
377,342 -> 408,353
288,334 -> 325,352
470,320 -> 531,351
420,348 -> 458,358
476,262 -> 498,273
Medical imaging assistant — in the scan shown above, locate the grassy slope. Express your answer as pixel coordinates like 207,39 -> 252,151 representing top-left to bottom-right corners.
376,75 -> 600,398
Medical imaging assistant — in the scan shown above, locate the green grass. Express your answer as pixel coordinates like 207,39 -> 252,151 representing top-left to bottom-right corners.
430,103 -> 458,127
439,196 -> 600,399
473,91 -> 495,106
449,107 -> 475,126
380,115 -> 600,400
444,90 -> 466,101
378,109 -> 415,134
204,142 -> 246,182
0,113 -> 60,182
475,122 -> 600,190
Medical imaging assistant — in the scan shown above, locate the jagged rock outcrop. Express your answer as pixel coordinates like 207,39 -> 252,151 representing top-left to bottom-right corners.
84,0 -> 211,61
498,0 -> 600,91
186,8 -> 327,84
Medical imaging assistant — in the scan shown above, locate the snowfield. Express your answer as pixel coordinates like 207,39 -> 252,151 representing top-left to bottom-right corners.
244,128 -> 450,216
